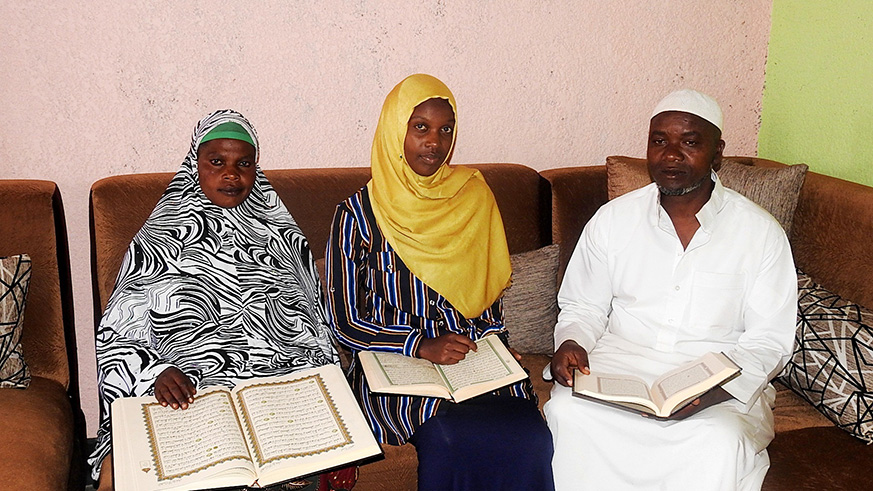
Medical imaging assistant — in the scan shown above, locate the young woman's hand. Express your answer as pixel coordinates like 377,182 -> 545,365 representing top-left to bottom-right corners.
416,334 -> 478,365
154,366 -> 196,409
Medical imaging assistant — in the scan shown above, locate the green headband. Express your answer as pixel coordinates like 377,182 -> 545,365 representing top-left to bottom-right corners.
200,122 -> 255,148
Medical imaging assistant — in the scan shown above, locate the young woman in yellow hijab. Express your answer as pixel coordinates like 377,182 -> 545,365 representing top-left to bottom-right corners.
325,74 -> 554,491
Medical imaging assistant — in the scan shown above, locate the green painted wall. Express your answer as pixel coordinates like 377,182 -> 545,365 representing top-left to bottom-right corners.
759,1 -> 873,187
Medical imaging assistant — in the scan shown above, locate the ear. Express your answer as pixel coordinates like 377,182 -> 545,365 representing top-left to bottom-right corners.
711,139 -> 725,172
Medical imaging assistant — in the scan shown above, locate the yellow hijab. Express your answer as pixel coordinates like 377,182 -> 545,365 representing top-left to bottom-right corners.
367,74 -> 511,319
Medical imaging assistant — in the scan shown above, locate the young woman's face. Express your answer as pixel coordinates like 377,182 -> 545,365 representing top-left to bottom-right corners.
403,98 -> 455,176
196,138 -> 257,208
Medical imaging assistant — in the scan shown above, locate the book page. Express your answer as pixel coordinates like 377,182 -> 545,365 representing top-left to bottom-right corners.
142,390 -> 252,482
655,362 -> 714,401
573,370 -> 657,415
235,372 -> 355,468
596,376 -> 653,400
438,337 -> 513,392
371,353 -> 446,386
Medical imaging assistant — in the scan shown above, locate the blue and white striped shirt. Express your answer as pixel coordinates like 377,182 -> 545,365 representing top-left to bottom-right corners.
325,186 -> 536,445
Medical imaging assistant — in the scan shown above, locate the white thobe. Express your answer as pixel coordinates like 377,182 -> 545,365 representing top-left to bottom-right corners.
545,174 -> 797,490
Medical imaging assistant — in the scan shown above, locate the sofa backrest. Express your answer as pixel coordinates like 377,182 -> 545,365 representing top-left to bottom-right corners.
540,166 -> 608,280
90,163 -> 552,318
0,180 -> 74,387
89,172 -> 174,322
473,163 -> 552,255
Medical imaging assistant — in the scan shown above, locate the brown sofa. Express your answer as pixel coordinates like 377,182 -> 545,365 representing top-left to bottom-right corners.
0,180 -> 84,491
90,161 -> 873,490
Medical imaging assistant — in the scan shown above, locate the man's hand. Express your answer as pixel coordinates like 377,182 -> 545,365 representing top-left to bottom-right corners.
155,366 -> 196,410
663,386 -> 732,421
416,334 -> 478,364
550,340 -> 590,387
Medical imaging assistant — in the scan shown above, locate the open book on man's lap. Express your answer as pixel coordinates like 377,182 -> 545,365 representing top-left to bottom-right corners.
572,351 -> 741,419
111,364 -> 381,491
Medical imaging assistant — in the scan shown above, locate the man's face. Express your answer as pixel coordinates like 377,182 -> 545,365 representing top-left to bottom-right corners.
196,138 -> 257,208
646,111 -> 725,197
403,97 -> 455,177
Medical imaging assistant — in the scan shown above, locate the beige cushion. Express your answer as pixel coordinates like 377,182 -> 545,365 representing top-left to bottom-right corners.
504,244 -> 560,355
718,158 -> 807,236
605,155 -> 652,201
604,155 -> 808,235
0,254 -> 31,388
779,271 -> 873,443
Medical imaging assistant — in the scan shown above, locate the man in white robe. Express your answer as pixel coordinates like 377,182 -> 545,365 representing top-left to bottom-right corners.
544,90 -> 797,491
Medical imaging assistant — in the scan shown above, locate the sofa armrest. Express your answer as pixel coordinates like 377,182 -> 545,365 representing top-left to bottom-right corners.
791,171 -> 873,308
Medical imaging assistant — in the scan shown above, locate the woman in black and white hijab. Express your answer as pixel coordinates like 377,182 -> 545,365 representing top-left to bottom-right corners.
88,110 -> 339,489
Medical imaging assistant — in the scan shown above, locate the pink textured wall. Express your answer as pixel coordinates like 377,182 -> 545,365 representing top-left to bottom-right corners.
0,2 -> 772,436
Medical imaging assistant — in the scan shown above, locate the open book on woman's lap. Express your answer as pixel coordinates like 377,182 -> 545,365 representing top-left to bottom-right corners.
111,364 -> 380,491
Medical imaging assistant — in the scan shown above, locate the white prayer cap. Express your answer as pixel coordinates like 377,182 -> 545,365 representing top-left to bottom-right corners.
651,89 -> 723,133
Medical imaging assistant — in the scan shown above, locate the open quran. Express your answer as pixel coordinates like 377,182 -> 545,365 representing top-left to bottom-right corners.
572,351 -> 741,419
111,364 -> 380,490
358,335 -> 528,403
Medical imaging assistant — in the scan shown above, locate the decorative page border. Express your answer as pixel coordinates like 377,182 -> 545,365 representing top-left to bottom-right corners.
372,352 -> 442,387
236,373 -> 353,467
142,390 -> 251,482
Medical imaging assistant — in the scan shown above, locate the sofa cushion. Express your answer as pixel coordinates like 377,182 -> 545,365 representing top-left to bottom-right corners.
0,376 -> 74,488
604,156 -> 808,235
504,244 -> 560,355
605,155 -> 653,201
779,271 -> 873,443
717,158 -> 807,236
764,426 -> 871,490
0,254 -> 32,389
771,380 -> 833,433
355,443 -> 419,490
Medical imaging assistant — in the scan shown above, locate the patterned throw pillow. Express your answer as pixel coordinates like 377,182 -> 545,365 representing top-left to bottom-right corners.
0,254 -> 32,389
604,156 -> 808,235
504,244 -> 560,355
779,271 -> 873,442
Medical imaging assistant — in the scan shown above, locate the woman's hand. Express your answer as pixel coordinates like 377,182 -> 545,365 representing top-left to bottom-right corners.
416,334 -> 478,365
155,367 -> 196,409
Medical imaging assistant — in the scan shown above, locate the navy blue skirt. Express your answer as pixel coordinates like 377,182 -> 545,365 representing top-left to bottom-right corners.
410,394 -> 555,491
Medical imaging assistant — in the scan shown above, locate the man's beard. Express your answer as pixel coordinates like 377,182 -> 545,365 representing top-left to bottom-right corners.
657,174 -> 709,196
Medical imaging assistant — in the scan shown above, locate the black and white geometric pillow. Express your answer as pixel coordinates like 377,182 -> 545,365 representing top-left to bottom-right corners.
779,271 -> 873,443
0,254 -> 31,389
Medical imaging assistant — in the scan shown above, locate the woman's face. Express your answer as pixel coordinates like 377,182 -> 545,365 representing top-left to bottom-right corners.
196,138 -> 257,208
403,98 -> 455,176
